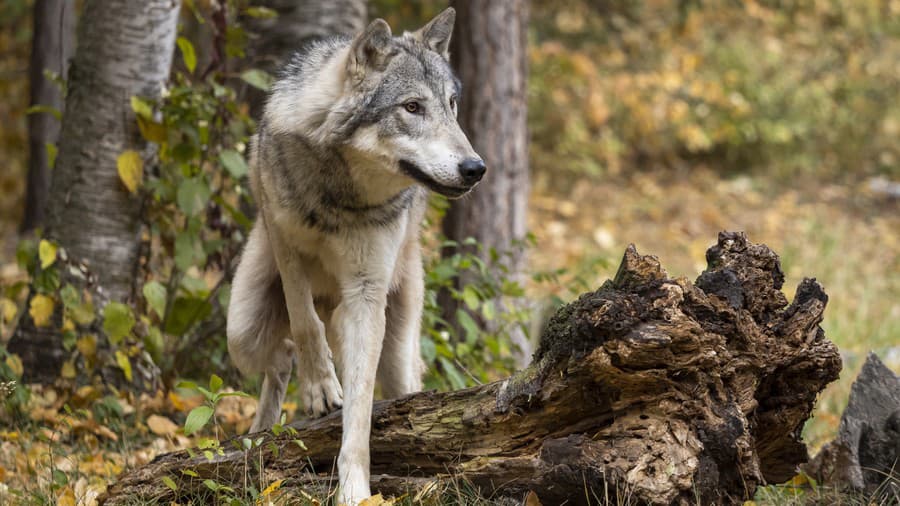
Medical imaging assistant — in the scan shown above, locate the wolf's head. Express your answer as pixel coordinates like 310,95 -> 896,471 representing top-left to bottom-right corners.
337,9 -> 485,199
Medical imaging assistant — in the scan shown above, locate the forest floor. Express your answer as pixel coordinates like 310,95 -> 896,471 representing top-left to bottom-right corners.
1,168 -> 898,504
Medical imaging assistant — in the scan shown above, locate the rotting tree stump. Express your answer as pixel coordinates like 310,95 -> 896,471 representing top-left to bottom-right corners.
100,232 -> 841,505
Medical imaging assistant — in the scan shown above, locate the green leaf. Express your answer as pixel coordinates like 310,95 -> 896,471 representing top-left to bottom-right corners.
240,69 -> 273,91
438,356 -> 467,390
176,177 -> 211,217
45,143 -> 57,169
144,326 -> 164,363
177,37 -> 197,73
103,302 -> 135,345
174,232 -> 207,272
26,104 -> 62,120
461,285 -> 480,311
184,405 -> 214,435
162,476 -> 178,492
163,296 -> 211,335
219,149 -> 248,178
61,284 -> 95,325
481,300 -> 496,321
176,380 -> 198,390
38,239 -> 57,269
196,386 -> 216,402
456,309 -> 480,345
209,374 -> 223,393
243,6 -> 277,18
142,281 -> 167,318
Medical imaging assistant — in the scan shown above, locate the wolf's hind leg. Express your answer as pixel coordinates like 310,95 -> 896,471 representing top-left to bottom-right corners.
251,357 -> 293,432
227,221 -> 294,432
378,250 -> 425,398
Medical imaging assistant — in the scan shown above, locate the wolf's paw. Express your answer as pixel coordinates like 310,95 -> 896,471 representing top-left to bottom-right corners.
299,361 -> 343,417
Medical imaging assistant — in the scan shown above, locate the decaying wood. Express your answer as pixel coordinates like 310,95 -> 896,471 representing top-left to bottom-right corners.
101,232 -> 841,505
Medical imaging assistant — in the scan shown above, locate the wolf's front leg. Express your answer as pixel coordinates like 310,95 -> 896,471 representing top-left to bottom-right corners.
270,233 -> 343,418
332,284 -> 386,504
329,230 -> 406,505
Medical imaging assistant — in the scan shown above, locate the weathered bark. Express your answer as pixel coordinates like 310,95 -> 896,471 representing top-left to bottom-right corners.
243,0 -> 367,116
22,0 -> 76,233
9,0 -> 180,382
102,232 -> 841,505
804,353 -> 899,498
441,0 -> 532,367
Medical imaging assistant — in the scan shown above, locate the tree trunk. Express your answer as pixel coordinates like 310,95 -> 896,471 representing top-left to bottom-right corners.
101,232 -> 841,505
243,0 -> 367,116
9,0 -> 180,382
21,0 -> 76,233
441,0 -> 532,366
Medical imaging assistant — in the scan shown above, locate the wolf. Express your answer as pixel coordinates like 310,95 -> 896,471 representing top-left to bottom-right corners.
225,8 -> 484,504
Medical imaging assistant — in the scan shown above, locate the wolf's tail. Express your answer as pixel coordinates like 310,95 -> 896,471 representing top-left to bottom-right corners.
226,219 -> 294,376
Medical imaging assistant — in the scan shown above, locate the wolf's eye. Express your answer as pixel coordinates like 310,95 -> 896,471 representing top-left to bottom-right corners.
403,101 -> 420,114
449,95 -> 458,109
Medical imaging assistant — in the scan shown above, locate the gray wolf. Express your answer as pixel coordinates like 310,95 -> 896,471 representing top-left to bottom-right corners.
226,8 -> 484,504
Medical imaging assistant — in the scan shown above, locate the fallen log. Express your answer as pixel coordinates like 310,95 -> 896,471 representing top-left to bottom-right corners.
101,232 -> 841,505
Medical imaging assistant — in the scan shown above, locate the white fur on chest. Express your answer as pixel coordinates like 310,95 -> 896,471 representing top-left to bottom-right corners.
268,202 -> 411,298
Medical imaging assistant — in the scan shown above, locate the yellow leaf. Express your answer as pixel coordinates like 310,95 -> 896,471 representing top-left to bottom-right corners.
117,150 -> 143,194
5,354 -> 22,378
61,360 -> 76,379
115,349 -> 133,382
524,491 -> 542,506
168,391 -> 186,411
259,479 -> 284,498
62,317 -> 75,332
147,414 -> 179,436
76,334 -> 97,358
0,297 -> 17,323
29,294 -> 55,327
39,239 -> 58,269
57,486 -> 76,506
359,494 -> 394,506
138,116 -> 167,143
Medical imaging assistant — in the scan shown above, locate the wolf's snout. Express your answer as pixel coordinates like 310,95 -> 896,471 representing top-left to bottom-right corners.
458,158 -> 486,185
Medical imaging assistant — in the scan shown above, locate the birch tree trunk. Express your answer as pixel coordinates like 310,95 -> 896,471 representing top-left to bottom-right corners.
21,0 -> 75,233
9,0 -> 180,382
442,0 -> 532,365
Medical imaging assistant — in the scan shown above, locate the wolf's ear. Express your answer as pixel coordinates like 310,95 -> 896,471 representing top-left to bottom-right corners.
412,7 -> 455,60
349,18 -> 394,80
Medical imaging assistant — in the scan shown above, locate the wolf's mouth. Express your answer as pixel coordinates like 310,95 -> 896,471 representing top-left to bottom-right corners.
399,160 -> 471,198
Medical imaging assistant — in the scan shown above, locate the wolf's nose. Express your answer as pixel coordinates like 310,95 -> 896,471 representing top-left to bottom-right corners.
458,158 -> 486,185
